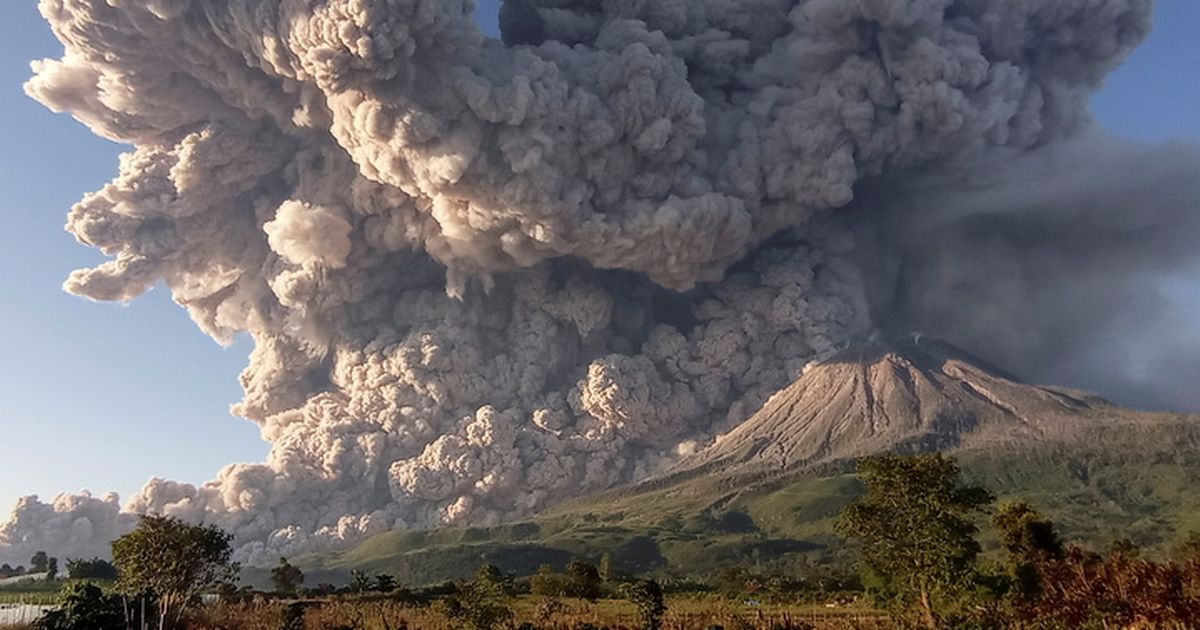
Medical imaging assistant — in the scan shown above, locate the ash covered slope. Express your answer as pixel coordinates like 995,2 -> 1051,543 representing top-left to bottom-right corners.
676,337 -> 1177,476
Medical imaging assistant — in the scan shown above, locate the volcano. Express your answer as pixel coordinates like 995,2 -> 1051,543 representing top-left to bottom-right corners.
287,336 -> 1200,585
674,336 -> 1188,478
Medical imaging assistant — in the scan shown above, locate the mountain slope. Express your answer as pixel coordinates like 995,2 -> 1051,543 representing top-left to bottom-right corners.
288,338 -> 1200,586
675,337 -> 1168,477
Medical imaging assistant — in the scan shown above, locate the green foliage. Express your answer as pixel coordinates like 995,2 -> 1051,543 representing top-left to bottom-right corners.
622,579 -> 666,630
836,454 -> 993,627
111,515 -> 239,630
993,501 -> 1063,598
32,582 -> 124,630
45,558 -> 58,582
527,561 -> 602,599
291,437 -> 1200,584
565,561 -> 602,600
373,573 -> 397,593
30,551 -> 49,574
270,557 -> 304,596
437,564 -> 514,630
65,558 -> 118,581
347,569 -> 368,593
528,564 -> 569,597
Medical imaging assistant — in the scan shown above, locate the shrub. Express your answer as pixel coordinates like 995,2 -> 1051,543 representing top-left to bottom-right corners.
437,564 -> 513,630
33,583 -> 124,630
623,579 -> 666,630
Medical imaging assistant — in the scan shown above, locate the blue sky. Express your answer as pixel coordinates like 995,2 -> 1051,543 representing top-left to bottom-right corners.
0,0 -> 1196,515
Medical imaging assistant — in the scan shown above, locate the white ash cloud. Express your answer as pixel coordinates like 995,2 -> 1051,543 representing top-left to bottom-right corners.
2,0 -> 1176,565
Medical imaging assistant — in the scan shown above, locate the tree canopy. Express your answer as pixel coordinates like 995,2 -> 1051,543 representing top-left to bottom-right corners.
111,515 -> 238,630
270,557 -> 304,596
836,453 -> 993,628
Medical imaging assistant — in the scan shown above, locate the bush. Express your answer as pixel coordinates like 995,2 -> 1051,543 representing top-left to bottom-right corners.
529,564 -> 569,597
33,583 -> 126,630
437,564 -> 514,630
623,579 -> 666,630
1015,546 -> 1200,628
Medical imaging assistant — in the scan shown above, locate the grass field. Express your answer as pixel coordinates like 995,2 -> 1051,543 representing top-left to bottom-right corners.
0,579 -> 115,606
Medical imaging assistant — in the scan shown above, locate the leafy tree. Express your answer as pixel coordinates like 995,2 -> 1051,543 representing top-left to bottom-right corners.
111,515 -> 239,630
30,551 -> 49,573
350,569 -> 373,593
565,561 -> 602,600
993,501 -> 1063,597
836,454 -> 993,629
529,564 -> 567,597
46,557 -> 58,581
33,582 -> 124,630
271,557 -> 305,596
373,573 -> 397,593
438,564 -> 513,630
622,579 -> 666,630
65,558 -> 119,581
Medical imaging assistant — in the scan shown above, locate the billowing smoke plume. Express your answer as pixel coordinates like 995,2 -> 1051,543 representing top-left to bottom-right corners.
5,0 -> 1194,565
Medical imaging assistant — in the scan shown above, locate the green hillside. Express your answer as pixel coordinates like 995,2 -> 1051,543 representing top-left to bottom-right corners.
286,431 -> 1200,588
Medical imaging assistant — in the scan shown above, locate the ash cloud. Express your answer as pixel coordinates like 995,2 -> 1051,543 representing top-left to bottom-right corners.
5,0 -> 1194,565
857,134 -> 1200,411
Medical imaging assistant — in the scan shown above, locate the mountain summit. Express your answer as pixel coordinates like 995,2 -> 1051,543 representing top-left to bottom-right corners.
676,336 -> 1168,477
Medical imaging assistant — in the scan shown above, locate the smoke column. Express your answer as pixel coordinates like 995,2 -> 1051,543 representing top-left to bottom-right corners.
3,0 -> 1196,565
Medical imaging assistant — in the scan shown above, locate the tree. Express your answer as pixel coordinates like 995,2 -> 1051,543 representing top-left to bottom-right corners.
271,557 -> 305,596
45,557 -> 58,581
836,454 -> 993,629
30,551 -> 49,573
111,515 -> 239,630
65,558 -> 119,581
350,569 -> 373,593
439,564 -> 513,630
373,573 -> 397,593
622,579 -> 666,630
565,560 -> 602,600
993,501 -> 1063,597
529,564 -> 567,597
528,561 -> 559,597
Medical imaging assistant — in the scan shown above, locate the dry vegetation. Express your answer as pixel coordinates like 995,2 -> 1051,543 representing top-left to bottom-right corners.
186,596 -> 886,630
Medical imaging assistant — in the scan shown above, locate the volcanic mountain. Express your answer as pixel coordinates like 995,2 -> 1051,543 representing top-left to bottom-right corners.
291,337 -> 1200,585
673,336 -> 1189,479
